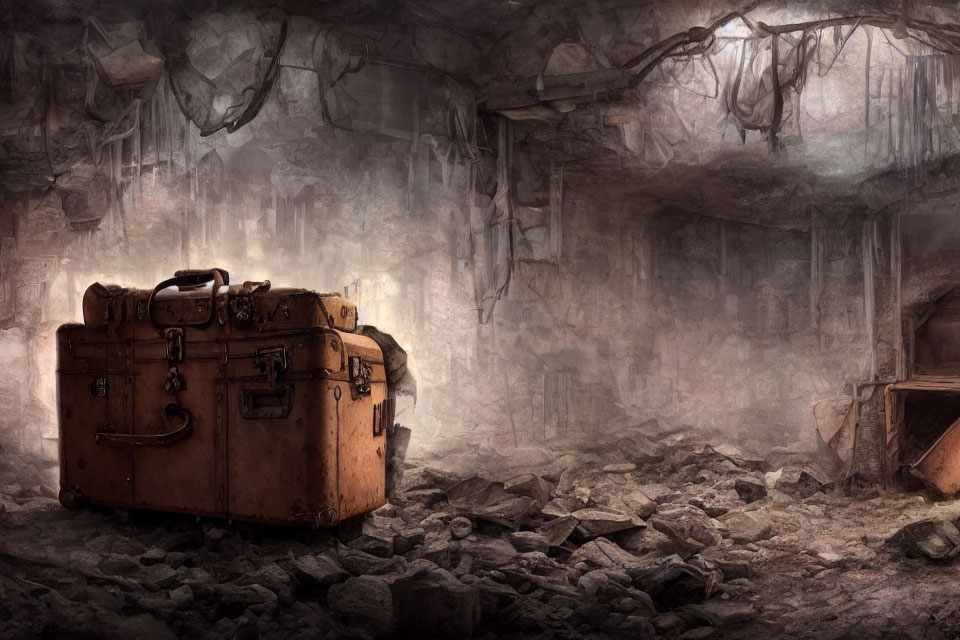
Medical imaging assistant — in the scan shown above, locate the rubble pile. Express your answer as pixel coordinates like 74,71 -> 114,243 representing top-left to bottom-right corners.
3,433 -> 960,639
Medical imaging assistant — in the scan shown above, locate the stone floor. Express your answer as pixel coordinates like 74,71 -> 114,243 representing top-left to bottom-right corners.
2,427 -> 960,640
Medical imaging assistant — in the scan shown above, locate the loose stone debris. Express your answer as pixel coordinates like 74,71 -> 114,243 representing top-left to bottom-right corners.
3,431 -> 960,639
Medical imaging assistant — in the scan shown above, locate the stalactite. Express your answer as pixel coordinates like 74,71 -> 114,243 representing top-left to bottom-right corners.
862,216 -> 876,379
892,201 -> 904,379
864,26 -> 873,162
407,79 -> 421,215
768,32 -> 783,151
549,162 -> 563,263
810,209 -> 824,342
472,117 -> 514,325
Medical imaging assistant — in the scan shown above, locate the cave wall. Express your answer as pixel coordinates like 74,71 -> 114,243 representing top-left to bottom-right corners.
3,0 -> 960,463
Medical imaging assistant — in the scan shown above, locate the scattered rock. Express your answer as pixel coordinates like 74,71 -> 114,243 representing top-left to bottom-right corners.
402,488 -> 446,507
653,612 -> 687,633
338,546 -> 407,576
539,515 -> 579,547
679,625 -> 719,639
139,546 -> 167,566
887,517 -> 960,560
292,553 -> 347,587
717,511 -> 774,544
447,476 -> 539,529
507,531 -> 550,554
348,522 -> 396,557
618,435 -> 666,464
408,539 -> 457,570
450,517 -> 473,540
687,489 -> 737,518
168,585 -> 194,610
711,445 -> 769,472
503,473 -> 554,507
97,556 -> 141,576
460,537 -> 518,570
395,526 -> 426,554
651,503 -> 723,549
684,600 -> 757,626
775,464 -> 834,499
569,537 -> 637,571
638,483 -> 681,504
572,508 -> 644,538
620,490 -> 658,518
734,477 -> 767,504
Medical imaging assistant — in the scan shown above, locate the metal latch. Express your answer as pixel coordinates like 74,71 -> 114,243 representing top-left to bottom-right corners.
164,328 -> 184,363
349,356 -> 372,397
255,346 -> 287,382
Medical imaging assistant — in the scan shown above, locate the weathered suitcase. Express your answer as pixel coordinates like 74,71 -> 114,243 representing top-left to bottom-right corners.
57,268 -> 398,526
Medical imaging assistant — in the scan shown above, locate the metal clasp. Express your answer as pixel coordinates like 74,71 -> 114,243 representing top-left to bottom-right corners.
349,356 -> 372,398
255,346 -> 287,383
164,328 -> 184,363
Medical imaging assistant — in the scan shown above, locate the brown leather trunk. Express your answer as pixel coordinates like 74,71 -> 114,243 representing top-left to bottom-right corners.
57,269 -> 392,526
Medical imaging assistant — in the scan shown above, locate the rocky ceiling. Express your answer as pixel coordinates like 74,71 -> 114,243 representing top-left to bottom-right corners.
5,0 -> 960,228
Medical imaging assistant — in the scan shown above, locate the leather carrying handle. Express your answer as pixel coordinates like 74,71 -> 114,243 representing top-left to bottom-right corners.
147,268 -> 226,332
95,404 -> 192,447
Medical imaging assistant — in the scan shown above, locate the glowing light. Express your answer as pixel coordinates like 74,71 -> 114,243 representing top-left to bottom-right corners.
716,18 -> 752,39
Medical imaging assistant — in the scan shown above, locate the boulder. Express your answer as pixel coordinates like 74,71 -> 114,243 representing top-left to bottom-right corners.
733,476 -> 767,504
474,575 -> 520,620
568,537 -> 637,571
620,490 -> 657,519
627,555 -> 723,610
617,435 -> 666,464
389,565 -> 481,638
538,515 -> 578,547
500,596 -> 554,634
408,539 -> 457,570
650,503 -> 722,549
507,531 -> 549,554
291,553 -> 347,587
338,546 -> 408,575
447,476 -> 539,529
687,489 -> 738,518
541,496 -> 587,518
459,537 -> 518,570
774,464 -> 834,498
717,511 -> 774,544
327,576 -> 394,637
348,522 -> 396,557
503,473 -> 554,506
887,518 -> 960,560
395,526 -> 426,554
